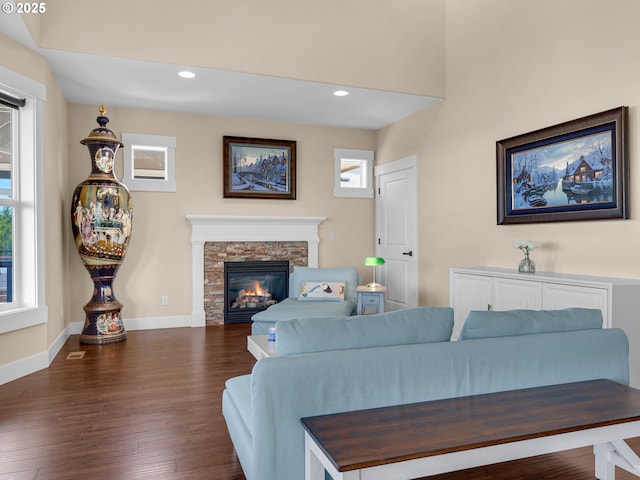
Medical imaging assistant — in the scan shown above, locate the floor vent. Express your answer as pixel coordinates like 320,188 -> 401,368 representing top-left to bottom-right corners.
66,351 -> 86,360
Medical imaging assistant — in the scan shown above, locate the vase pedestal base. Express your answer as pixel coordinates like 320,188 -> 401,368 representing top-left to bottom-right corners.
79,306 -> 127,344
80,330 -> 127,345
79,332 -> 127,345
79,309 -> 127,344
79,280 -> 127,345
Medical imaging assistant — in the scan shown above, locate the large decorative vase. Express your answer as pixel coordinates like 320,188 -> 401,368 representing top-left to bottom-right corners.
71,106 -> 133,344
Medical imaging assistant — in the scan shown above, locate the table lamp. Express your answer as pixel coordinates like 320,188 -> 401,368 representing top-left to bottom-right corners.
364,257 -> 385,288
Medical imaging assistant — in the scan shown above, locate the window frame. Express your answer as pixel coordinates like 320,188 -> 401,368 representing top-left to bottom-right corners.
0,65 -> 46,334
333,148 -> 374,198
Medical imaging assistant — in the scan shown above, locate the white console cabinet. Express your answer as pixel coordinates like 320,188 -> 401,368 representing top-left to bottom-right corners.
449,267 -> 640,387
450,267 -> 640,334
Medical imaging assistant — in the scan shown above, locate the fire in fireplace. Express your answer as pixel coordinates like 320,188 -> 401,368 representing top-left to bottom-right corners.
224,260 -> 289,324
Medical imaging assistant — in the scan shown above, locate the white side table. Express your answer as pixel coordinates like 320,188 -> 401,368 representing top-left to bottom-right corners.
247,335 -> 278,360
356,286 -> 386,315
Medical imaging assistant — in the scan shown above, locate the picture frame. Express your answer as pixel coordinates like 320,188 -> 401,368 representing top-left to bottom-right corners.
497,106 -> 628,224
223,136 -> 296,199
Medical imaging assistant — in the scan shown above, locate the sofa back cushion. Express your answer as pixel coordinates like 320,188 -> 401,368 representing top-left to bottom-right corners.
289,266 -> 359,303
275,307 -> 453,355
459,308 -> 603,340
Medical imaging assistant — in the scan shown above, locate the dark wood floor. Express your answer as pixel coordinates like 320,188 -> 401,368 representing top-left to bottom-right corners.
1,323 -> 640,479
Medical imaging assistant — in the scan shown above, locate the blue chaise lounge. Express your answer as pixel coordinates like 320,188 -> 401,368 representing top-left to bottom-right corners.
250,266 -> 359,335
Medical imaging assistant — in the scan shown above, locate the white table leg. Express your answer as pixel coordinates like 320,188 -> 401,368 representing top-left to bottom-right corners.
595,440 -> 640,480
306,432 -> 329,480
305,431 -> 362,480
595,443 -> 616,480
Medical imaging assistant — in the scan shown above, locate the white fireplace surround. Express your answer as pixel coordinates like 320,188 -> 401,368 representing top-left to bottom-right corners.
186,215 -> 326,327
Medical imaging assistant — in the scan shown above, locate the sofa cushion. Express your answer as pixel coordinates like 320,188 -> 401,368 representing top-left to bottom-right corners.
275,307 -> 453,355
459,308 -> 603,340
224,375 -> 253,435
289,266 -> 359,303
221,389 -> 253,477
251,297 -> 357,326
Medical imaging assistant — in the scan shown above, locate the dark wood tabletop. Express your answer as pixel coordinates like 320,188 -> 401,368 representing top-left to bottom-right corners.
301,379 -> 640,472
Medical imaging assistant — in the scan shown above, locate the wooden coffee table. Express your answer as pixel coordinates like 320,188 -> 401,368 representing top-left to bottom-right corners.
302,379 -> 640,480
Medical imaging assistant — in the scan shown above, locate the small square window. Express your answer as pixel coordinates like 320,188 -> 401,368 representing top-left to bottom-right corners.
339,158 -> 367,189
122,133 -> 176,192
132,145 -> 167,180
334,148 -> 374,198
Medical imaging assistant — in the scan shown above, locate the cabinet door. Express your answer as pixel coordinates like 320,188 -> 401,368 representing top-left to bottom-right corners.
493,278 -> 542,311
542,283 -> 609,327
450,273 -> 492,339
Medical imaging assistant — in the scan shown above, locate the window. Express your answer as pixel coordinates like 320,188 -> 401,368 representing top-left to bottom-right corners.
0,103 -> 16,304
122,133 -> 176,192
0,65 -> 46,333
333,148 -> 374,198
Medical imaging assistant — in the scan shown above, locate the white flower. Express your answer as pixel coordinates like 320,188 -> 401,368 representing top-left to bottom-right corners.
514,240 -> 540,254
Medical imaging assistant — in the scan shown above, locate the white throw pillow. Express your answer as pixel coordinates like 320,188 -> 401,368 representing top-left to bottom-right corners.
298,281 -> 345,301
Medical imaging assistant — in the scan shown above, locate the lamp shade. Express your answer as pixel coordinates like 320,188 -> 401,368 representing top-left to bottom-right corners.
364,257 -> 385,266
364,257 -> 385,288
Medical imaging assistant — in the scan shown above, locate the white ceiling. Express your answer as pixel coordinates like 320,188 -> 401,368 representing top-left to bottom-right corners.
0,12 -> 441,130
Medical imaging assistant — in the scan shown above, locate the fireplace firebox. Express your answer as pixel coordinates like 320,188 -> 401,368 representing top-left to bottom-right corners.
224,260 -> 289,324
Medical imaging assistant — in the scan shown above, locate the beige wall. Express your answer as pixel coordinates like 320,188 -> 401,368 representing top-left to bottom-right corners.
67,105 -> 376,321
5,0 -> 640,376
0,34 -> 68,365
44,67 -> 70,346
377,0 -> 640,307
36,0 -> 445,97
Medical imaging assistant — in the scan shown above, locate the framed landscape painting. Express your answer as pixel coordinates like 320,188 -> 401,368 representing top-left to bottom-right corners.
223,136 -> 296,200
497,106 -> 628,224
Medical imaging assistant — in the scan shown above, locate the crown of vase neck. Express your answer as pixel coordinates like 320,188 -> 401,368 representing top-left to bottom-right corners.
80,104 -> 124,148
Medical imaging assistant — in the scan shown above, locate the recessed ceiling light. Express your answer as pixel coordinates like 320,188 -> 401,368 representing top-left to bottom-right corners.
333,90 -> 350,97
178,71 -> 196,79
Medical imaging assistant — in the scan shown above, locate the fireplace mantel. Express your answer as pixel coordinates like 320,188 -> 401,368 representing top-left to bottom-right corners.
186,215 -> 326,326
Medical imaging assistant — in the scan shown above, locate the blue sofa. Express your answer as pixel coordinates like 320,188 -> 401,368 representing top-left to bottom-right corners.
250,266 -> 360,335
222,307 -> 628,480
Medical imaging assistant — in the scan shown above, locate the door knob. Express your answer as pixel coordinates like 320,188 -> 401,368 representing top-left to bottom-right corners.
402,251 -> 413,256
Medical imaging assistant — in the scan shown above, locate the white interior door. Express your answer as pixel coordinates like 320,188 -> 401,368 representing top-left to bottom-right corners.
375,155 -> 419,311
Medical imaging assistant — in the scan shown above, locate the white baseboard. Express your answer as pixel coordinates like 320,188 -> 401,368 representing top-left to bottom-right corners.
124,314 -> 194,331
49,322 -> 76,362
0,350 -> 49,386
0,314 -> 197,386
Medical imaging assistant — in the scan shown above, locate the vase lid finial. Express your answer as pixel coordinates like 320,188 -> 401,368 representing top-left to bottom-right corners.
96,104 -> 110,128
81,104 -> 124,147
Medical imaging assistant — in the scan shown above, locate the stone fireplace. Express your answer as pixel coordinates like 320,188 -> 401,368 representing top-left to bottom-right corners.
205,243 -> 306,325
187,215 -> 325,326
223,260 -> 290,324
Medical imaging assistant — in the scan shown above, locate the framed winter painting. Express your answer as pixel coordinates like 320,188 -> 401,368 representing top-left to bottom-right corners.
223,136 -> 296,200
497,106 -> 628,224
